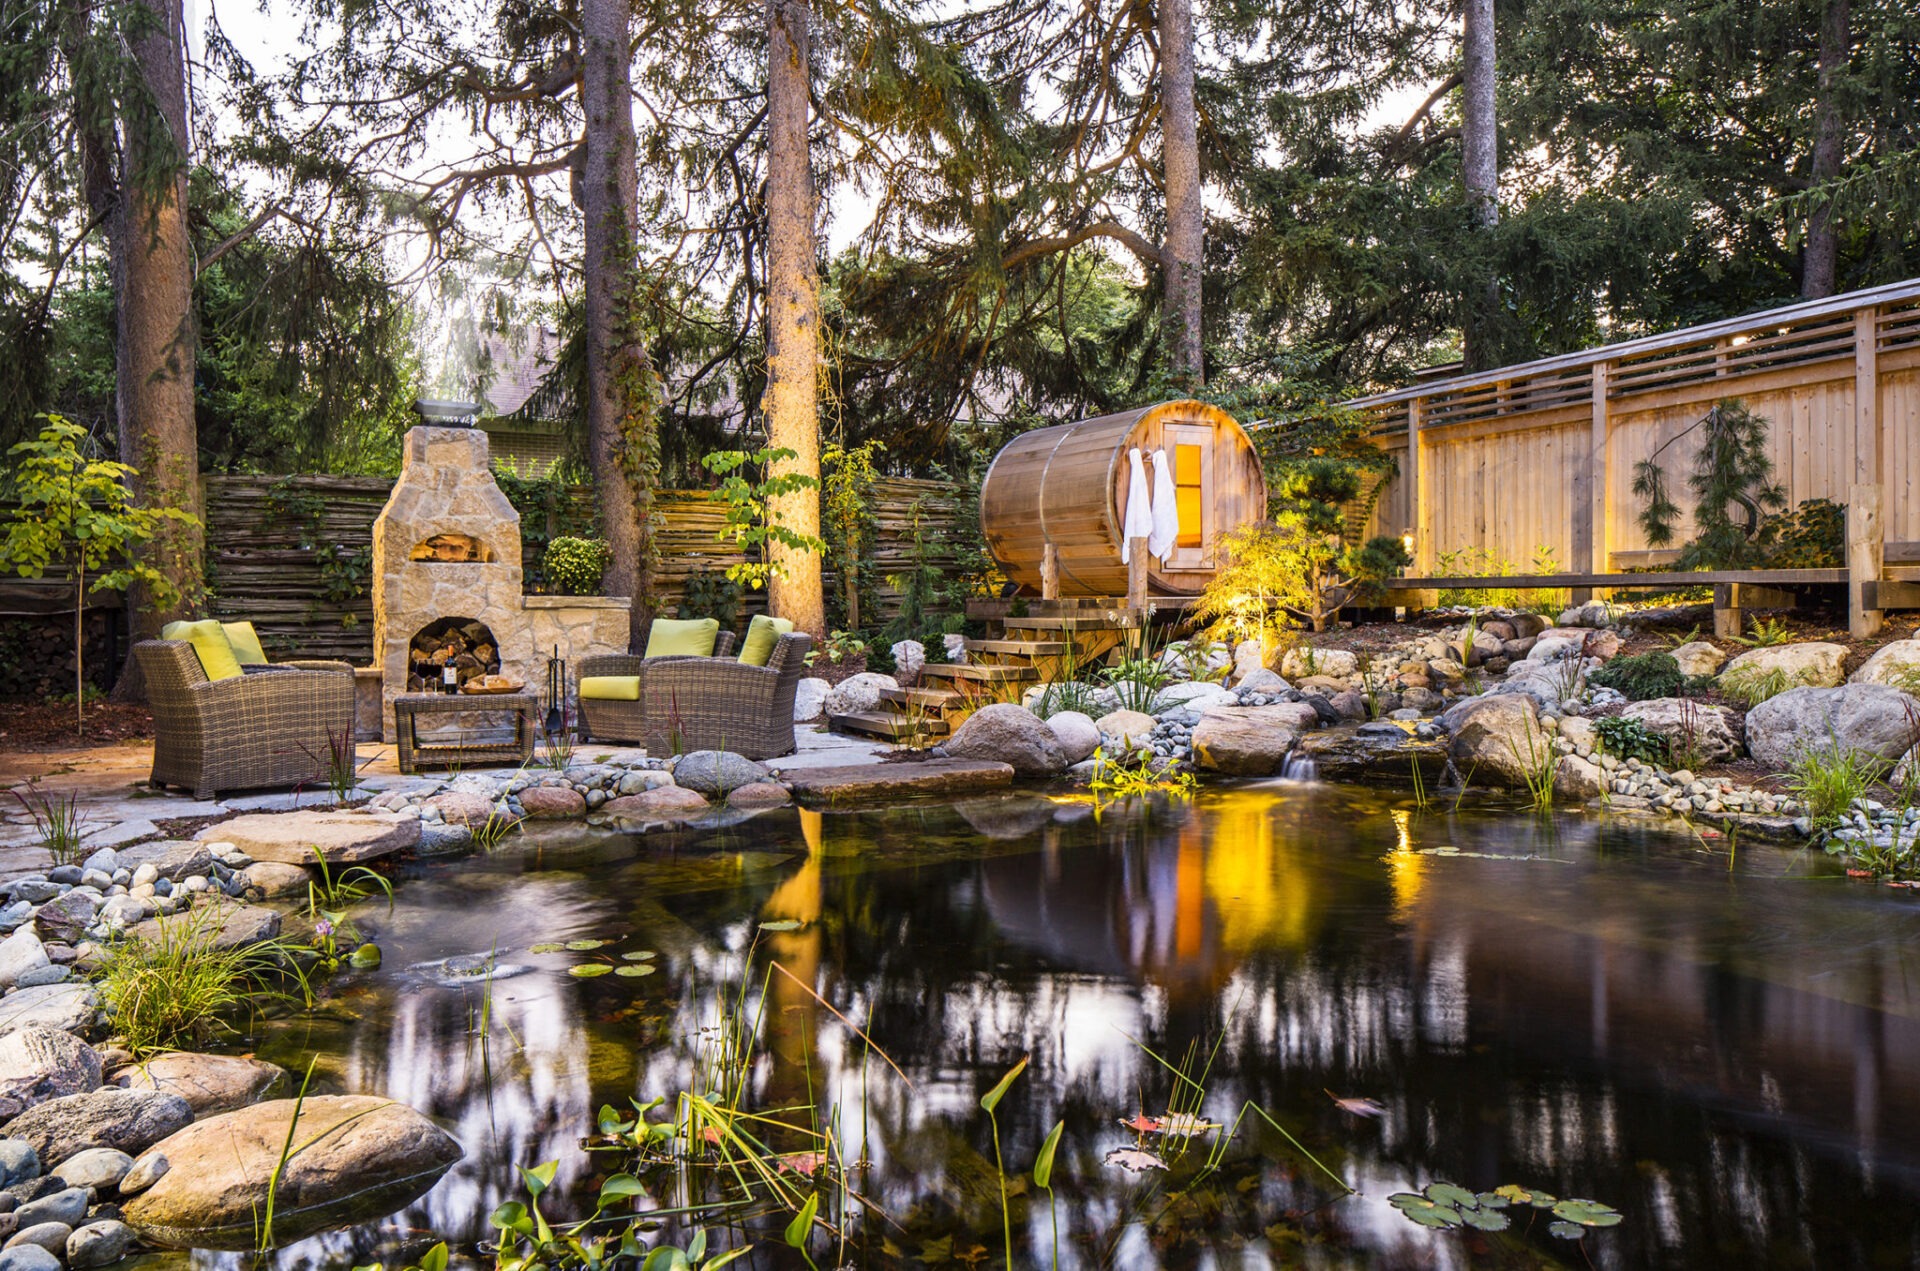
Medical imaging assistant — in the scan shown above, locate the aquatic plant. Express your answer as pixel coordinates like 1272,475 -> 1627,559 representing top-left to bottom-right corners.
1089,747 -> 1195,800
1504,726 -> 1558,810
1389,1181 -> 1621,1242
979,1057 -> 1027,1268
304,848 -> 393,968
9,784 -> 92,866
93,906 -> 310,1055
1787,739 -> 1888,831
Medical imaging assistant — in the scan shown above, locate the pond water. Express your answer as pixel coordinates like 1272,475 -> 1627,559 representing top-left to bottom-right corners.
217,784 -> 1920,1270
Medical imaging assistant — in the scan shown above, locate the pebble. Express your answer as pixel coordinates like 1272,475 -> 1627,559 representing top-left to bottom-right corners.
115,1154 -> 166,1197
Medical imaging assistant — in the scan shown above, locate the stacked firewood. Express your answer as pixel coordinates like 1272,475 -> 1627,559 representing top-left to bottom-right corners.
406,619 -> 501,691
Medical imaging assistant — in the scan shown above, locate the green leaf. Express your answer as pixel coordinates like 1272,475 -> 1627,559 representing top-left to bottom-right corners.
530,942 -> 566,954
1034,1119 -> 1064,1191
565,939 -> 608,951
1423,1182 -> 1478,1210
640,1248 -> 691,1271
621,950 -> 657,960
614,965 -> 657,977
519,1161 -> 559,1197
979,1056 -> 1029,1113
783,1192 -> 819,1252
598,1174 -> 645,1205
1551,1198 -> 1622,1228
1460,1208 -> 1510,1232
758,919 -> 802,932
490,1201 -> 532,1234
570,964 -> 612,978
348,943 -> 382,968
1548,1220 -> 1587,1240
418,1242 -> 449,1271
1474,1191 -> 1509,1209
1388,1193 -> 1461,1229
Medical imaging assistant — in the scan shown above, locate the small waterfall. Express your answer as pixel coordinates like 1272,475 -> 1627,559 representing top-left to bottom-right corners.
1280,750 -> 1320,783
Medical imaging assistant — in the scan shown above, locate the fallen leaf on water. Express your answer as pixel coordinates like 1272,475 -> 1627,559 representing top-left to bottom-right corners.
776,1150 -> 830,1175
1847,868 -> 1875,877
1118,1114 -> 1160,1134
1104,1146 -> 1168,1173
1325,1089 -> 1387,1118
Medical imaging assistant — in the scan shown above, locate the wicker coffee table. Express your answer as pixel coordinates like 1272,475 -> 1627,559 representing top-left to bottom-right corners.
393,692 -> 540,773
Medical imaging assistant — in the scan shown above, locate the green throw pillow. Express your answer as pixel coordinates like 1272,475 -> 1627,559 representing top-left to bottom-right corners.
738,615 -> 794,666
579,676 -> 640,701
221,621 -> 269,665
160,619 -> 245,682
643,617 -> 720,659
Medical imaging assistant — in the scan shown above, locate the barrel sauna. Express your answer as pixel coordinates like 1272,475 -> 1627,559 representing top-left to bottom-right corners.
980,400 -> 1268,597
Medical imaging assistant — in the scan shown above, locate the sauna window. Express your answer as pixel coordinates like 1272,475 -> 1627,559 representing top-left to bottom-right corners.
1174,444 -> 1204,548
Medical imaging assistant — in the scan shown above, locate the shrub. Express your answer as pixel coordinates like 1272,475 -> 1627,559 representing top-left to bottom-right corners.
542,536 -> 611,595
1591,715 -> 1667,764
1718,665 -> 1802,708
1588,651 -> 1683,702
1767,498 -> 1846,568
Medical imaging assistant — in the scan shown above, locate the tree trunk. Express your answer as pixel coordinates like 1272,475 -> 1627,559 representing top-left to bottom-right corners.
115,0 -> 201,639
1803,0 -> 1849,299
1460,0 -> 1500,369
1160,0 -> 1204,386
764,0 -> 826,638
580,0 -> 655,642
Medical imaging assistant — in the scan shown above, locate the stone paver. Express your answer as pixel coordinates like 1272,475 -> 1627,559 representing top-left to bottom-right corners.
785,759 -> 1015,802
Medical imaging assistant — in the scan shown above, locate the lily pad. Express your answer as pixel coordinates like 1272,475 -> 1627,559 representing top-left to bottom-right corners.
1475,1192 -> 1509,1209
1494,1184 -> 1556,1208
569,964 -> 613,978
758,919 -> 803,932
1460,1208 -> 1510,1232
529,942 -> 566,954
565,939 -> 608,951
621,950 -> 657,961
1423,1183 -> 1478,1210
614,965 -> 657,977
1548,1220 -> 1587,1240
1551,1199 -> 1622,1228
1388,1193 -> 1461,1229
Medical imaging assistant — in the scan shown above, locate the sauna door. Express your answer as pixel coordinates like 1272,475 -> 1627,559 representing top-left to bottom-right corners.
1163,424 -> 1213,568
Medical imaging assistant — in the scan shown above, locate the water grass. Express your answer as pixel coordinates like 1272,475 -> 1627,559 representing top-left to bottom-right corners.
1787,739 -> 1889,831
93,904 -> 310,1055
10,785 -> 93,866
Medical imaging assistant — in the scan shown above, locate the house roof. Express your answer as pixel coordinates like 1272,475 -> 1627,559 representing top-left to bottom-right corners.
479,328 -> 568,422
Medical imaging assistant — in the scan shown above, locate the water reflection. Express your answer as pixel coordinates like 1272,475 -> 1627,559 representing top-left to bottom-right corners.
234,788 -> 1920,1269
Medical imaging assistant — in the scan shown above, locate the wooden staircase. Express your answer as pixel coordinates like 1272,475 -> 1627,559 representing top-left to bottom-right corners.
831,601 -> 1138,742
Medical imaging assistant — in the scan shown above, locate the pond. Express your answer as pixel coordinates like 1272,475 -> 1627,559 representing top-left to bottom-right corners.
217,784 -> 1920,1270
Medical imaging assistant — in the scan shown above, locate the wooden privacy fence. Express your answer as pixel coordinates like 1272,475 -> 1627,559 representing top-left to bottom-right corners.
1344,278 -> 1920,635
203,474 -> 969,662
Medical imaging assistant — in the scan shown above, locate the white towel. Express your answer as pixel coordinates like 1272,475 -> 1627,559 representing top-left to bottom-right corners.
1148,449 -> 1179,561
1121,447 -> 1154,562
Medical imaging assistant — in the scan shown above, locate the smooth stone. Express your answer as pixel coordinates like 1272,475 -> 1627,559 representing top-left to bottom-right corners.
111,842 -> 212,884
116,1154 -> 166,1197
49,1149 -> 131,1193
943,704 -> 1068,777
0,932 -> 50,993
614,769 -> 673,797
671,751 -> 772,798
0,1028 -> 101,1113
2,1090 -> 193,1167
2,1224 -> 69,1258
236,862 -> 311,899
1043,711 -> 1101,765
1720,641 -> 1849,690
95,897 -> 151,932
114,1053 -> 286,1116
64,1220 -> 132,1269
782,760 -> 1016,803
0,1145 -> 38,1190
30,894 -> 99,947
1442,694 -> 1550,788
0,986 -> 95,1040
597,787 -> 711,822
1668,640 -> 1728,679
124,902 -> 281,952
9,969 -> 67,991
196,811 -> 419,865
1093,710 -> 1158,745
724,783 -> 791,810
1190,706 -> 1308,777
13,1189 -> 86,1230
0,1241 -> 58,1271
121,1096 -> 463,1251
515,786 -> 586,819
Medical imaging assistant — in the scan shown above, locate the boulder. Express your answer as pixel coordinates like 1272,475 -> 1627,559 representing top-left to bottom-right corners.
821,673 -> 898,717
1720,642 -> 1848,690
1236,668 -> 1290,695
1094,710 -> 1158,746
1150,683 -> 1232,715
1525,635 -> 1582,663
1554,755 -> 1607,800
238,861 -> 313,900
97,896 -> 152,932
724,783 -> 791,810
1328,690 -> 1369,722
3,1090 -> 191,1166
114,1053 -> 285,1115
1558,715 -> 1597,754
1501,636 -> 1539,660
597,786 -> 711,821
1191,706 -> 1310,776
201,810 -> 419,866
0,1028 -> 100,1113
0,986 -> 95,1040
424,792 -> 496,828
65,1221 -> 132,1269
1851,639 -> 1920,688
49,1149 -> 131,1192
1557,600 -> 1615,628
1044,712 -> 1101,764
944,705 -> 1068,777
1620,698 -> 1744,763
1280,647 -> 1357,680
120,1096 -> 463,1251
1744,684 -> 1920,770
125,901 -> 281,952
671,751 -> 772,797
1669,641 -> 1728,679
1507,612 -> 1551,639
792,677 -> 831,722
0,933 -> 49,993
1457,628 -> 1504,666
1231,639 -> 1274,684
516,786 -> 586,819
113,841 -> 213,883
891,640 -> 926,684
1443,695 -> 1550,787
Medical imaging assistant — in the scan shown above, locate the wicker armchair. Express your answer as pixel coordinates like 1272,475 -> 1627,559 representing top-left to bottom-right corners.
579,633 -> 812,760
575,632 -> 735,744
135,641 -> 355,799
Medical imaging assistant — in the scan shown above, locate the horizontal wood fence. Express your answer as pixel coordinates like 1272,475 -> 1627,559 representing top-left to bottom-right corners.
203,474 -> 969,662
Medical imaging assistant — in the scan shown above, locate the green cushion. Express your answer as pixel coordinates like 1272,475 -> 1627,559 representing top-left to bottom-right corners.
160,620 -> 245,682
738,615 -> 794,666
579,676 -> 640,702
221,621 -> 269,666
643,617 -> 720,659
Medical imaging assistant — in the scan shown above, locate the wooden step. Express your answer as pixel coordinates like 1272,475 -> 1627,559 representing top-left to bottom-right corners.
1003,615 -> 1135,633
963,639 -> 1072,659
829,711 -> 951,741
878,686 -> 965,709
919,663 -> 1038,685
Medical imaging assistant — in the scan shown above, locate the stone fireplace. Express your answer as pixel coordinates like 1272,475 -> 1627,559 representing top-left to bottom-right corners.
368,426 -> 630,741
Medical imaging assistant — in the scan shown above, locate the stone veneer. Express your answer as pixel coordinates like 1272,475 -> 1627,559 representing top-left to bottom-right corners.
369,426 -> 630,741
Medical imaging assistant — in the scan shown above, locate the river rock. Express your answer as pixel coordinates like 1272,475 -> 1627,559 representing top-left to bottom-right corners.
725,783 -> 790,810
13,1190 -> 85,1230
1044,712 -> 1101,764
1443,694 -> 1550,787
1668,641 -> 1728,679
1554,755 -> 1607,799
116,1154 -> 166,1196
238,862 -> 312,899
516,786 -> 586,819
1236,668 -> 1290,695
1191,706 -> 1308,776
1280,648 -> 1357,679
0,1028 -> 100,1113
1850,639 -> 1920,687
1620,698 -> 1744,763
3,1090 -> 192,1166
598,786 -> 711,821
0,1142 -> 39,1189
49,1149 -> 130,1193
113,841 -> 212,883
1744,684 -> 1920,769
199,810 -> 419,865
672,751 -> 771,797
1094,710 -> 1158,746
0,986 -> 95,1040
792,677 -> 830,722
1232,639 -> 1273,684
1720,642 -> 1848,690
29,894 -> 99,948
65,1221 -> 132,1269
822,673 -> 898,717
121,1096 -> 463,1251
0,1243 -> 57,1271
0,933 -> 49,993
4,1225 -> 69,1258
944,705 -> 1067,777
125,901 -> 281,952
1150,683 -> 1232,715
114,1053 -> 285,1116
